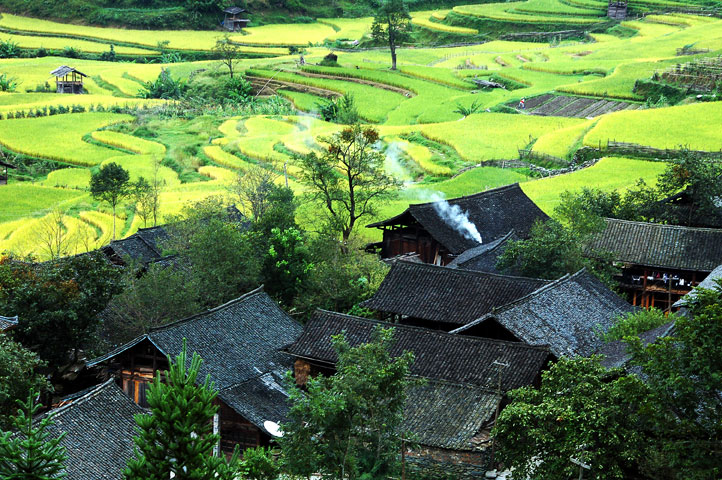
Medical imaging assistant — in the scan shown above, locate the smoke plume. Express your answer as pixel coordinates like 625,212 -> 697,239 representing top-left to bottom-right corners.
429,193 -> 482,244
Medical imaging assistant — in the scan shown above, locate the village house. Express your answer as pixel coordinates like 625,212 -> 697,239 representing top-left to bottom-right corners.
100,225 -> 171,267
451,269 -> 635,358
589,218 -> 722,310
222,6 -> 250,31
41,380 -> 144,480
366,184 -> 548,265
360,260 -> 550,331
284,310 -> 551,477
87,287 -> 302,454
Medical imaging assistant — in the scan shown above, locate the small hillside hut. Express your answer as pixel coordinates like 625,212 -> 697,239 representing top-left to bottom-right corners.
223,6 -> 250,31
366,184 -> 549,265
0,158 -> 16,185
50,66 -> 87,94
607,0 -> 628,19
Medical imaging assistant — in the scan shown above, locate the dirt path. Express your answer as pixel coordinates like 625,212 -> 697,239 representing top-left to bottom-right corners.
246,75 -> 341,98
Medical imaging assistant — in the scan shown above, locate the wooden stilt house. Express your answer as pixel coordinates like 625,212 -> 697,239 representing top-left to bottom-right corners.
366,184 -> 549,265
0,158 -> 16,185
87,287 -> 302,455
50,66 -> 87,94
223,7 -> 250,31
588,218 -> 722,310
608,0 -> 628,19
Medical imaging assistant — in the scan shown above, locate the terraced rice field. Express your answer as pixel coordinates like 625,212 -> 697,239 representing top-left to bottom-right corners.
2,8 -> 722,257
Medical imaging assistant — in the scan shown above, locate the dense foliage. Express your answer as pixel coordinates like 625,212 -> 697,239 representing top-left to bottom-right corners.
90,162 -> 131,240
0,253 -> 122,376
494,281 -> 722,479
281,326 -> 416,479
0,335 -> 48,429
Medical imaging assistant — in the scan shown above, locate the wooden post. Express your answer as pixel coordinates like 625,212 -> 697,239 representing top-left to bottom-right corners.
401,437 -> 406,480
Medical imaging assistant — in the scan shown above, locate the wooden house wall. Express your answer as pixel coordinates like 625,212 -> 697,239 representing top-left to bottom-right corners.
103,339 -> 268,453
615,264 -> 703,311
381,226 -> 451,265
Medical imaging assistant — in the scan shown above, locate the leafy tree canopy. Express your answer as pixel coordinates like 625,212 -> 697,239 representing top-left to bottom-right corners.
0,253 -> 122,377
0,335 -> 49,429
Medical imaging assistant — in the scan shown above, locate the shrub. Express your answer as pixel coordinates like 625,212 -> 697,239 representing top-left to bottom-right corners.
0,74 -> 17,92
62,46 -> 81,58
0,39 -> 20,59
139,68 -> 186,100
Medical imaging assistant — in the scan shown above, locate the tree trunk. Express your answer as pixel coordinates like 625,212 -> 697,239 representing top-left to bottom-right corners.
112,203 -> 116,240
390,43 -> 397,70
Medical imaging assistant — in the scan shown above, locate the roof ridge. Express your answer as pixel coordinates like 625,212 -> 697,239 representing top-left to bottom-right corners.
46,379 -> 117,419
148,285 -> 266,333
313,309 -> 552,352
604,217 -> 722,233
394,258 -> 550,283
410,183 -> 521,209
410,375 -> 502,395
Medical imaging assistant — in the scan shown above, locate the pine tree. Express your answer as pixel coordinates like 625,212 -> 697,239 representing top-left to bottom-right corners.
0,390 -> 68,480
124,339 -> 243,480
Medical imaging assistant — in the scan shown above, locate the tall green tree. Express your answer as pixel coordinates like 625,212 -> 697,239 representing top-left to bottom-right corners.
0,253 -> 122,377
90,162 -> 130,240
0,391 -> 68,480
0,335 -> 49,429
299,124 -> 400,242
626,281 -> 722,478
124,339 -> 243,480
212,35 -> 241,78
494,356 -> 654,480
164,197 -> 262,308
371,0 -> 412,70
263,227 -> 313,308
281,326 -> 416,480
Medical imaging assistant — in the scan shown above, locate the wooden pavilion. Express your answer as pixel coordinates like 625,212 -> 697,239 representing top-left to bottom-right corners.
223,6 -> 250,31
50,66 -> 87,94
0,158 -> 16,185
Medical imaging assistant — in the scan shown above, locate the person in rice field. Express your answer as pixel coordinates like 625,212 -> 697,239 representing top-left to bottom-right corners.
519,98 -> 526,109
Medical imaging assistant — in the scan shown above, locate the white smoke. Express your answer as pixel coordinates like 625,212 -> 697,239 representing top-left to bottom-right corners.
429,192 -> 482,244
384,141 -> 412,183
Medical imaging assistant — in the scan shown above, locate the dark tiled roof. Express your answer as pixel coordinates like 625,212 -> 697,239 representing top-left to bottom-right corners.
43,380 -> 143,480
223,6 -> 245,13
285,310 -> 551,392
0,315 -> 18,331
447,230 -> 517,274
219,370 -> 289,437
360,261 -> 550,326
590,218 -> 722,272
598,321 -> 675,369
101,226 -> 168,265
453,270 -> 634,358
404,379 -> 500,451
367,184 -> 549,254
89,288 -> 302,390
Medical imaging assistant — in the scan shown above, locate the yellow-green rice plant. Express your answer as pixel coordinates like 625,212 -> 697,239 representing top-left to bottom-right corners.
41,168 -> 91,190
203,145 -> 254,171
521,157 -> 666,214
91,130 -> 166,155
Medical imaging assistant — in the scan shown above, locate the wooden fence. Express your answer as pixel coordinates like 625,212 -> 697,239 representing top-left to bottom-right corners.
604,140 -> 722,160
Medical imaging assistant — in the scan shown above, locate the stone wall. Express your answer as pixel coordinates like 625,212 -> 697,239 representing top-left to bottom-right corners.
406,446 -> 490,480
